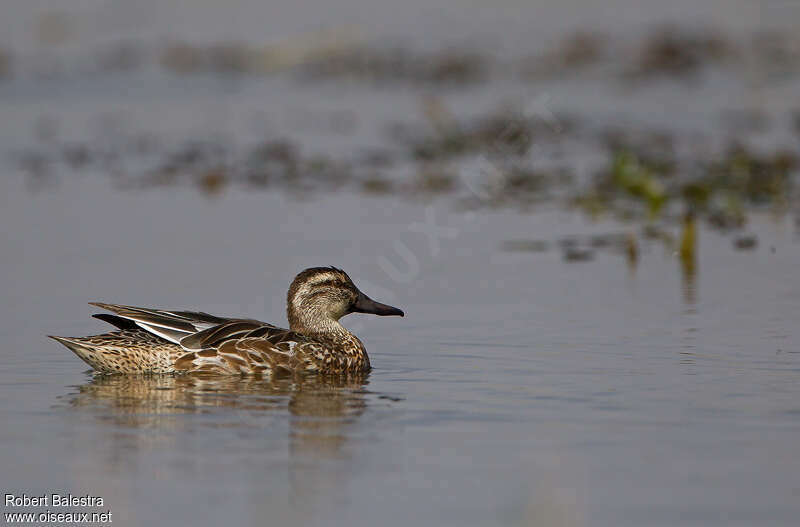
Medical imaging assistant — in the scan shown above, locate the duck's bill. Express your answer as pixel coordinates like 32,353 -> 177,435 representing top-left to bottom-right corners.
353,291 -> 404,317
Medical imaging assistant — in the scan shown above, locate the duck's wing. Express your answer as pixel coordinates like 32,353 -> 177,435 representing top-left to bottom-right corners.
177,319 -> 287,351
90,302 -> 320,375
173,334 -> 326,375
89,302 -> 286,348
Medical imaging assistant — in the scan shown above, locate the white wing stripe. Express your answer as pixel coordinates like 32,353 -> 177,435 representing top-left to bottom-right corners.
134,322 -> 193,345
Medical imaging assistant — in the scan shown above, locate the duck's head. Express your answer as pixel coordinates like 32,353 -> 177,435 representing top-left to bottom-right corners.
287,267 -> 404,334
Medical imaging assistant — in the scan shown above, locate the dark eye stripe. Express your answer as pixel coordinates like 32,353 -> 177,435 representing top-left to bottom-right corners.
311,279 -> 339,289
309,279 -> 356,292
305,289 -> 354,302
305,290 -> 332,301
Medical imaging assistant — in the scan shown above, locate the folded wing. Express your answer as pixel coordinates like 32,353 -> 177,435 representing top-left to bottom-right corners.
89,302 -> 231,344
90,302 -> 317,374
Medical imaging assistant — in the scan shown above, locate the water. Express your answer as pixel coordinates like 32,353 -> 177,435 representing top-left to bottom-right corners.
2,1 -> 800,526
2,177 -> 798,525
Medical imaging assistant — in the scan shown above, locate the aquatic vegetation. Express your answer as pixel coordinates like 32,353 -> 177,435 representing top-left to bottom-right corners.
562,246 -> 594,262
36,11 -> 73,47
752,31 -> 800,77
94,41 -> 144,72
733,234 -> 758,251
394,106 -> 560,162
156,38 -> 490,84
570,150 -> 670,221
630,26 -> 735,79
196,168 -> 228,197
626,232 -> 639,270
11,28 -> 796,245
680,181 -> 713,211
14,107 -> 796,235
570,139 -> 797,232
706,194 -> 747,230
502,232 -> 641,268
520,31 -> 608,77
360,175 -> 394,195
414,166 -> 457,195
471,166 -> 572,210
298,46 -> 489,84
609,152 -> 668,219
500,240 -> 550,252
705,144 -> 797,205
679,212 -> 698,304
679,211 -> 697,264
160,41 -> 256,75
4,22 -> 800,85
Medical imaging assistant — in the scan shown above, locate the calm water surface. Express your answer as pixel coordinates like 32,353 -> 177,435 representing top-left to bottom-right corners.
1,179 -> 799,526
1,1 -> 800,526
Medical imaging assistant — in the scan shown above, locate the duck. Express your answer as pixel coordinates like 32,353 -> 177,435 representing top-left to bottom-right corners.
49,267 -> 404,375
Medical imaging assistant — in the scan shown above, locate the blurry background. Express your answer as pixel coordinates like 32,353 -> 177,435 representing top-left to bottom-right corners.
0,1 -> 799,526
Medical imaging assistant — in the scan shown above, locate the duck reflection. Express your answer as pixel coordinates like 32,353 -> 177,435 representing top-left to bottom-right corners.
61,373 -> 373,523
65,373 -> 368,428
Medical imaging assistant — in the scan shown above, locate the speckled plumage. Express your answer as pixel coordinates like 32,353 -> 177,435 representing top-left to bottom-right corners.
50,267 -> 404,375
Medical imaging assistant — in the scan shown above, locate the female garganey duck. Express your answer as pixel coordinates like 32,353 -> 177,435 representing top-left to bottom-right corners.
49,267 -> 403,375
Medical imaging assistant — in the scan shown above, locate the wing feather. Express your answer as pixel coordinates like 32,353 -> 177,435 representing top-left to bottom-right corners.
179,320 -> 278,350
90,303 -> 274,347
173,335 -> 317,375
89,303 -> 200,331
90,302 -> 323,375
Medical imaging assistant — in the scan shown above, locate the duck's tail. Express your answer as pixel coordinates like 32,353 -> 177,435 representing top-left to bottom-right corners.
48,335 -> 111,372
48,332 -> 182,374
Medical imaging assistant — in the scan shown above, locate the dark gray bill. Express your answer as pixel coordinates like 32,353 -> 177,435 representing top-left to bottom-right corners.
352,291 -> 404,317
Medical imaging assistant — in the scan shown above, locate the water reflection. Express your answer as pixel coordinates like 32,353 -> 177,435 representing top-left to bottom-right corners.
679,211 -> 698,306
61,373 -> 372,523
64,373 -> 369,429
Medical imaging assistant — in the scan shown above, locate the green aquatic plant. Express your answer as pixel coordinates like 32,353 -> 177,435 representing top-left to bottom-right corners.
707,145 -> 796,204
679,211 -> 698,304
571,192 -> 608,219
679,211 -> 697,263
707,191 -> 746,230
681,181 -> 713,210
610,152 -> 668,219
